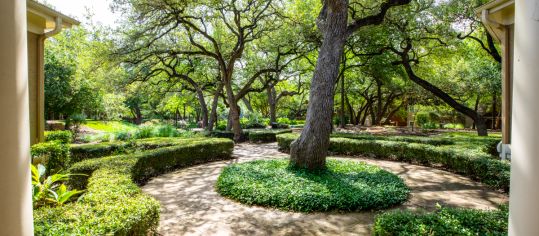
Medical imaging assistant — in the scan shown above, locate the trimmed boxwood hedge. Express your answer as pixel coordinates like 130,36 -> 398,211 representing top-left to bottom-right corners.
331,133 -> 455,146
248,129 -> 292,143
70,137 -> 206,163
45,130 -> 73,144
277,133 -> 510,191
31,141 -> 70,175
34,138 -> 234,235
373,205 -> 508,235
217,159 -> 409,212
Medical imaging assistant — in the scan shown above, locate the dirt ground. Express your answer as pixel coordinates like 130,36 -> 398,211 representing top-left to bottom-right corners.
142,143 -> 508,236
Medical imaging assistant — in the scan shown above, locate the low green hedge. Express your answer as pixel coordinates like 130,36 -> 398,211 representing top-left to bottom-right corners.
31,141 -> 70,175
34,138 -> 234,235
373,205 -> 508,235
277,133 -> 510,191
70,137 -> 204,163
217,159 -> 409,212
45,130 -> 73,144
248,129 -> 292,143
331,133 -> 455,146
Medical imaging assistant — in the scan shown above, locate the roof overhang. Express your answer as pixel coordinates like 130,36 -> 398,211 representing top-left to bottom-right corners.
475,0 -> 515,42
27,0 -> 80,35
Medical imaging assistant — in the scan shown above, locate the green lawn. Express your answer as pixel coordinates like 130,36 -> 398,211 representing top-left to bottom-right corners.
83,120 -> 138,132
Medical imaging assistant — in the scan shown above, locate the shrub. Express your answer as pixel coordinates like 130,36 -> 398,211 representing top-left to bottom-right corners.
216,120 -> 227,131
276,117 -> 292,124
114,131 -> 133,141
34,138 -> 234,235
444,123 -> 465,129
70,142 -> 127,163
217,159 -> 409,212
373,205 -> 508,235
331,133 -> 454,145
248,129 -> 292,143
134,125 -> 154,139
32,164 -> 83,209
154,124 -> 180,137
415,111 -> 439,128
271,122 -> 290,129
31,141 -> 70,175
276,134 -> 510,191
44,131 -> 73,144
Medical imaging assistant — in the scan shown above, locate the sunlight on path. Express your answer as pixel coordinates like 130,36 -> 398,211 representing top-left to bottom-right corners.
142,143 -> 508,236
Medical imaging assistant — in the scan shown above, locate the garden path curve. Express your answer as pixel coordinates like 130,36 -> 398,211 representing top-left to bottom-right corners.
142,143 -> 508,236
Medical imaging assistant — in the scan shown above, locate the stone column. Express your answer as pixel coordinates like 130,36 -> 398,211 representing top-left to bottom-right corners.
509,0 -> 539,235
0,0 -> 34,235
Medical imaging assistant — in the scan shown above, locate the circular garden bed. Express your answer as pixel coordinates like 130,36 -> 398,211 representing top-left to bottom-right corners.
216,159 -> 410,212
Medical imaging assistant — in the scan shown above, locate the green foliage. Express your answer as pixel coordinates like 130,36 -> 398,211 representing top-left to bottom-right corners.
444,123 -> 465,129
332,133 -> 454,145
44,131 -> 73,144
277,134 -> 510,191
31,141 -> 71,175
32,164 -> 83,209
415,111 -> 440,129
248,129 -> 293,143
34,138 -> 234,235
373,205 -> 509,235
217,159 -> 409,212
84,120 -> 138,132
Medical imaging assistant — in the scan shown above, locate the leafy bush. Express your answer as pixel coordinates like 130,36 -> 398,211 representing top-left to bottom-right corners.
415,111 -> 440,129
248,129 -> 292,143
373,205 -> 509,235
217,159 -> 409,212
443,123 -> 465,129
332,133 -> 454,145
276,117 -> 292,124
216,120 -> 227,131
154,124 -> 180,137
31,141 -> 70,175
134,125 -> 154,139
114,131 -> 133,141
34,138 -> 234,235
44,131 -> 73,144
271,122 -> 290,129
277,134 -> 510,191
32,164 -> 83,209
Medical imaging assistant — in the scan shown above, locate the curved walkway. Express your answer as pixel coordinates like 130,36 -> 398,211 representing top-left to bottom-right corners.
142,143 -> 508,236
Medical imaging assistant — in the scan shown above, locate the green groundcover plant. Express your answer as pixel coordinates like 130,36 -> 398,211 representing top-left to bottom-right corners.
373,204 -> 509,235
216,159 -> 410,212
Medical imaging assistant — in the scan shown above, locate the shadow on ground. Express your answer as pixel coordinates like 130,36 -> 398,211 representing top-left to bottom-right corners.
142,143 -> 508,236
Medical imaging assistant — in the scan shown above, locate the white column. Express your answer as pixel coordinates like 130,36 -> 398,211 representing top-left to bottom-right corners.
509,1 -> 539,235
0,0 -> 34,235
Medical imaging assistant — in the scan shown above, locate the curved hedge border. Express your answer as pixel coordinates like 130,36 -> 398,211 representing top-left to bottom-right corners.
373,205 -> 508,235
277,133 -> 510,191
331,133 -> 455,146
217,159 -> 409,212
34,138 -> 234,235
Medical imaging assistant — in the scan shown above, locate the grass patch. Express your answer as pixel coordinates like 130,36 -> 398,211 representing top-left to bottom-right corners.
84,120 -> 138,132
216,159 -> 409,212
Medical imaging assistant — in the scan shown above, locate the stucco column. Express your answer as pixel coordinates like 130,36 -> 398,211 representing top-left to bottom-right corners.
509,1 -> 539,235
0,0 -> 34,235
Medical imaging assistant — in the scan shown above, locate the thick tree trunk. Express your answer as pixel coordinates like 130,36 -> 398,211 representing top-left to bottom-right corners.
208,83 -> 223,131
195,88 -> 209,128
268,86 -> 278,123
290,0 -> 348,170
224,81 -> 242,142
134,106 -> 143,125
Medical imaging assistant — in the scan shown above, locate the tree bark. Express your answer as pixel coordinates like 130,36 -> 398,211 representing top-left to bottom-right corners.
290,0 -> 348,170
195,88 -> 209,128
207,83 -> 223,131
339,54 -> 346,128
268,86 -> 278,124
224,81 -> 242,141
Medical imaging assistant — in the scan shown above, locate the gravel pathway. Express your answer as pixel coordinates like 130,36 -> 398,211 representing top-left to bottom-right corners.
142,143 -> 508,236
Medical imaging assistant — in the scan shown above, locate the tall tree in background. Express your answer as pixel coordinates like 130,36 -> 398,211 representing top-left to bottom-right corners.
290,0 -> 411,170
